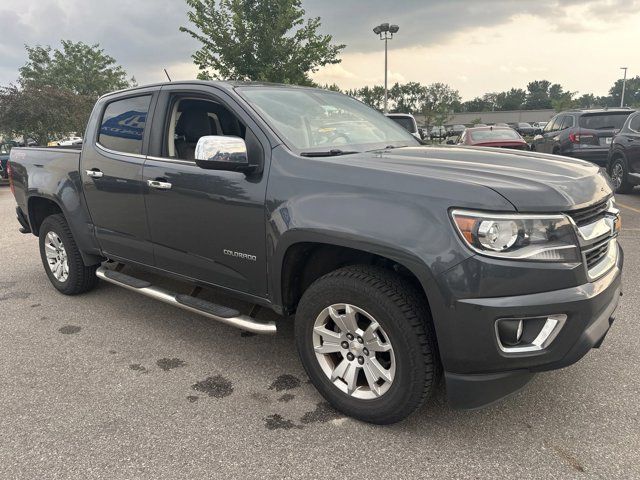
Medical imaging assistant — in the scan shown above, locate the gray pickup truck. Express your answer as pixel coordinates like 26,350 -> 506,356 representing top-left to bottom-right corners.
8,81 -> 623,424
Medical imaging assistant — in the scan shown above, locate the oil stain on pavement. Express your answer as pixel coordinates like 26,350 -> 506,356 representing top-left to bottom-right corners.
300,402 -> 342,424
129,364 -> 148,374
265,414 -> 302,430
192,375 -> 233,398
156,358 -> 186,371
58,325 -> 81,334
268,374 -> 301,391
278,393 -> 295,403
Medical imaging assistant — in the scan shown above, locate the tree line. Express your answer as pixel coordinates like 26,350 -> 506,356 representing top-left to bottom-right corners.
326,78 -> 640,123
1,0 -> 637,143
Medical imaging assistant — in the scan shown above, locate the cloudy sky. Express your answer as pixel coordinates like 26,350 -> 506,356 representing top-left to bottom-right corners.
0,0 -> 638,99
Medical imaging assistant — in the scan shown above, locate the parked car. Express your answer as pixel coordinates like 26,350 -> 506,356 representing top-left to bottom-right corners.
532,121 -> 548,134
8,81 -> 622,424
58,136 -> 83,146
430,125 -> 446,139
473,123 -> 487,128
385,113 -> 421,140
531,109 -> 634,166
513,122 -> 537,136
493,123 -> 510,127
447,124 -> 466,137
0,142 -> 11,179
607,111 -> 640,193
457,126 -> 529,150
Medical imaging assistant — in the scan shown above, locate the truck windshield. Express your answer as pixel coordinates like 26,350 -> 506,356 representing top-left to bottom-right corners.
238,87 -> 419,154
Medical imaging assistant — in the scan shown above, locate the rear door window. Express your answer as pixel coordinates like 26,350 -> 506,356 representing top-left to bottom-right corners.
579,113 -> 630,130
628,114 -> 640,133
545,116 -> 560,132
560,116 -> 574,130
98,95 -> 152,155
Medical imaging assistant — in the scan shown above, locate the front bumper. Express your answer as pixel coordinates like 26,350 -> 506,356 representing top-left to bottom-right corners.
442,243 -> 622,409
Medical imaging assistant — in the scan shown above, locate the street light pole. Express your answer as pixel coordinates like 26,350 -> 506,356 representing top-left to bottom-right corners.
384,36 -> 388,113
373,23 -> 399,114
620,67 -> 628,108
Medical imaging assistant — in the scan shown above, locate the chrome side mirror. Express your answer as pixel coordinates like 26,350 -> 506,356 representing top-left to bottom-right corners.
194,135 -> 254,172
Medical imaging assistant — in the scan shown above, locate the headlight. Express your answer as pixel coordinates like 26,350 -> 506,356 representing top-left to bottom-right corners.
451,209 -> 580,262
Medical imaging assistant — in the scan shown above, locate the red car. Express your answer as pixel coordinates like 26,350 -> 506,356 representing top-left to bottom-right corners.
456,126 -> 529,150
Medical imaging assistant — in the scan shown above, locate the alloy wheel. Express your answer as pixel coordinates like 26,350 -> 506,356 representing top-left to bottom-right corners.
312,303 -> 396,399
611,162 -> 624,190
44,231 -> 69,282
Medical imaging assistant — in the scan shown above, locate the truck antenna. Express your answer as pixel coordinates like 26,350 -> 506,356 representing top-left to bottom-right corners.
163,69 -> 172,82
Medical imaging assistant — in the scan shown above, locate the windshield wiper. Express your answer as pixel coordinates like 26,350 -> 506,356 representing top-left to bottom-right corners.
300,149 -> 359,157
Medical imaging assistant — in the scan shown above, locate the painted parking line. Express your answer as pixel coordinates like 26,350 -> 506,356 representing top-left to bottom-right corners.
617,202 -> 640,214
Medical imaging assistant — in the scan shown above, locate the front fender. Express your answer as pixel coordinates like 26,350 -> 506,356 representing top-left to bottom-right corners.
267,189 -> 474,313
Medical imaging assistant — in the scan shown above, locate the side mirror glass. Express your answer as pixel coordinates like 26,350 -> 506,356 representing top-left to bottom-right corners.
194,135 -> 253,172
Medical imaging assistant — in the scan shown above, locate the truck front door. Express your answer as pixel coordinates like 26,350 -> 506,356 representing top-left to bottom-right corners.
142,85 -> 270,298
80,90 -> 158,265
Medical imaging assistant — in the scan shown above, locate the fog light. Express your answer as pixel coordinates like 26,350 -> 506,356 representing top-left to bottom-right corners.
496,319 -> 524,346
495,315 -> 566,353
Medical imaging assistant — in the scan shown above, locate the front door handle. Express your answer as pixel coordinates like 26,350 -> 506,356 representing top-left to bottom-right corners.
147,179 -> 172,190
85,169 -> 103,178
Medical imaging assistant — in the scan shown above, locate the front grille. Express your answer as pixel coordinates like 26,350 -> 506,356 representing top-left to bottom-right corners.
566,199 -> 609,227
585,240 -> 610,270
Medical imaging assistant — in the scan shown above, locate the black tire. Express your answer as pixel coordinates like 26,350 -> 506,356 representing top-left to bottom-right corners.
39,214 -> 98,295
609,157 -> 634,194
295,265 -> 440,424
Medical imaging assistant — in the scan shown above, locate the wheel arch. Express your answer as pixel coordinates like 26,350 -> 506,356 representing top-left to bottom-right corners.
27,195 -> 103,266
274,234 -> 437,319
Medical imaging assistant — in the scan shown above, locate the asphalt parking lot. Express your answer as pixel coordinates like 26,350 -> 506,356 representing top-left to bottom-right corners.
1,183 -> 639,479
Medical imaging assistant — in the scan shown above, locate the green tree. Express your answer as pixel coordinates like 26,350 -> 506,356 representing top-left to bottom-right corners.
420,83 -> 461,126
180,0 -> 345,85
389,82 -> 424,114
0,41 -> 134,144
575,93 -> 597,108
349,86 -> 386,111
495,88 -> 527,111
322,83 -> 342,92
609,76 -> 640,107
0,83 -> 94,145
459,97 -> 491,112
19,40 -> 134,96
525,80 -> 552,109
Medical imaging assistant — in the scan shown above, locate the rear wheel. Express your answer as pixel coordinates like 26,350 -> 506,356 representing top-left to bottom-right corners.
609,157 -> 633,194
295,265 -> 439,424
39,214 -> 98,295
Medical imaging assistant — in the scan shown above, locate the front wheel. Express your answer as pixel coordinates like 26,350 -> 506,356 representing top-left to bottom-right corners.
39,214 -> 98,295
295,265 -> 439,424
609,157 -> 634,194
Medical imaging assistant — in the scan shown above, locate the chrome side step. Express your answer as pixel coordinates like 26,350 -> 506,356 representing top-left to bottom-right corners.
96,266 -> 276,335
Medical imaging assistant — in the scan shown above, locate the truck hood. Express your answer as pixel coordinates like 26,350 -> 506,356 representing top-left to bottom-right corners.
340,146 -> 611,211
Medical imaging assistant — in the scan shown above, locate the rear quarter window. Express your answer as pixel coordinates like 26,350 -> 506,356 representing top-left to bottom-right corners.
628,114 -> 640,133
578,113 -> 630,130
98,95 -> 152,155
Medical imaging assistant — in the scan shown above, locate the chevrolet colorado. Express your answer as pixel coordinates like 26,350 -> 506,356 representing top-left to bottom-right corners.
8,81 -> 623,424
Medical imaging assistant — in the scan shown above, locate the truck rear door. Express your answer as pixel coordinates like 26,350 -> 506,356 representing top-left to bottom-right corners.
80,89 -> 158,265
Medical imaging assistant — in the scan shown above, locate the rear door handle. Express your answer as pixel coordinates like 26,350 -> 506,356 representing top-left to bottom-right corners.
147,179 -> 172,190
85,169 -> 103,178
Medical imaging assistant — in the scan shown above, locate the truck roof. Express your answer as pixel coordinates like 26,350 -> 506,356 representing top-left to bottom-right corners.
100,80 -> 323,100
